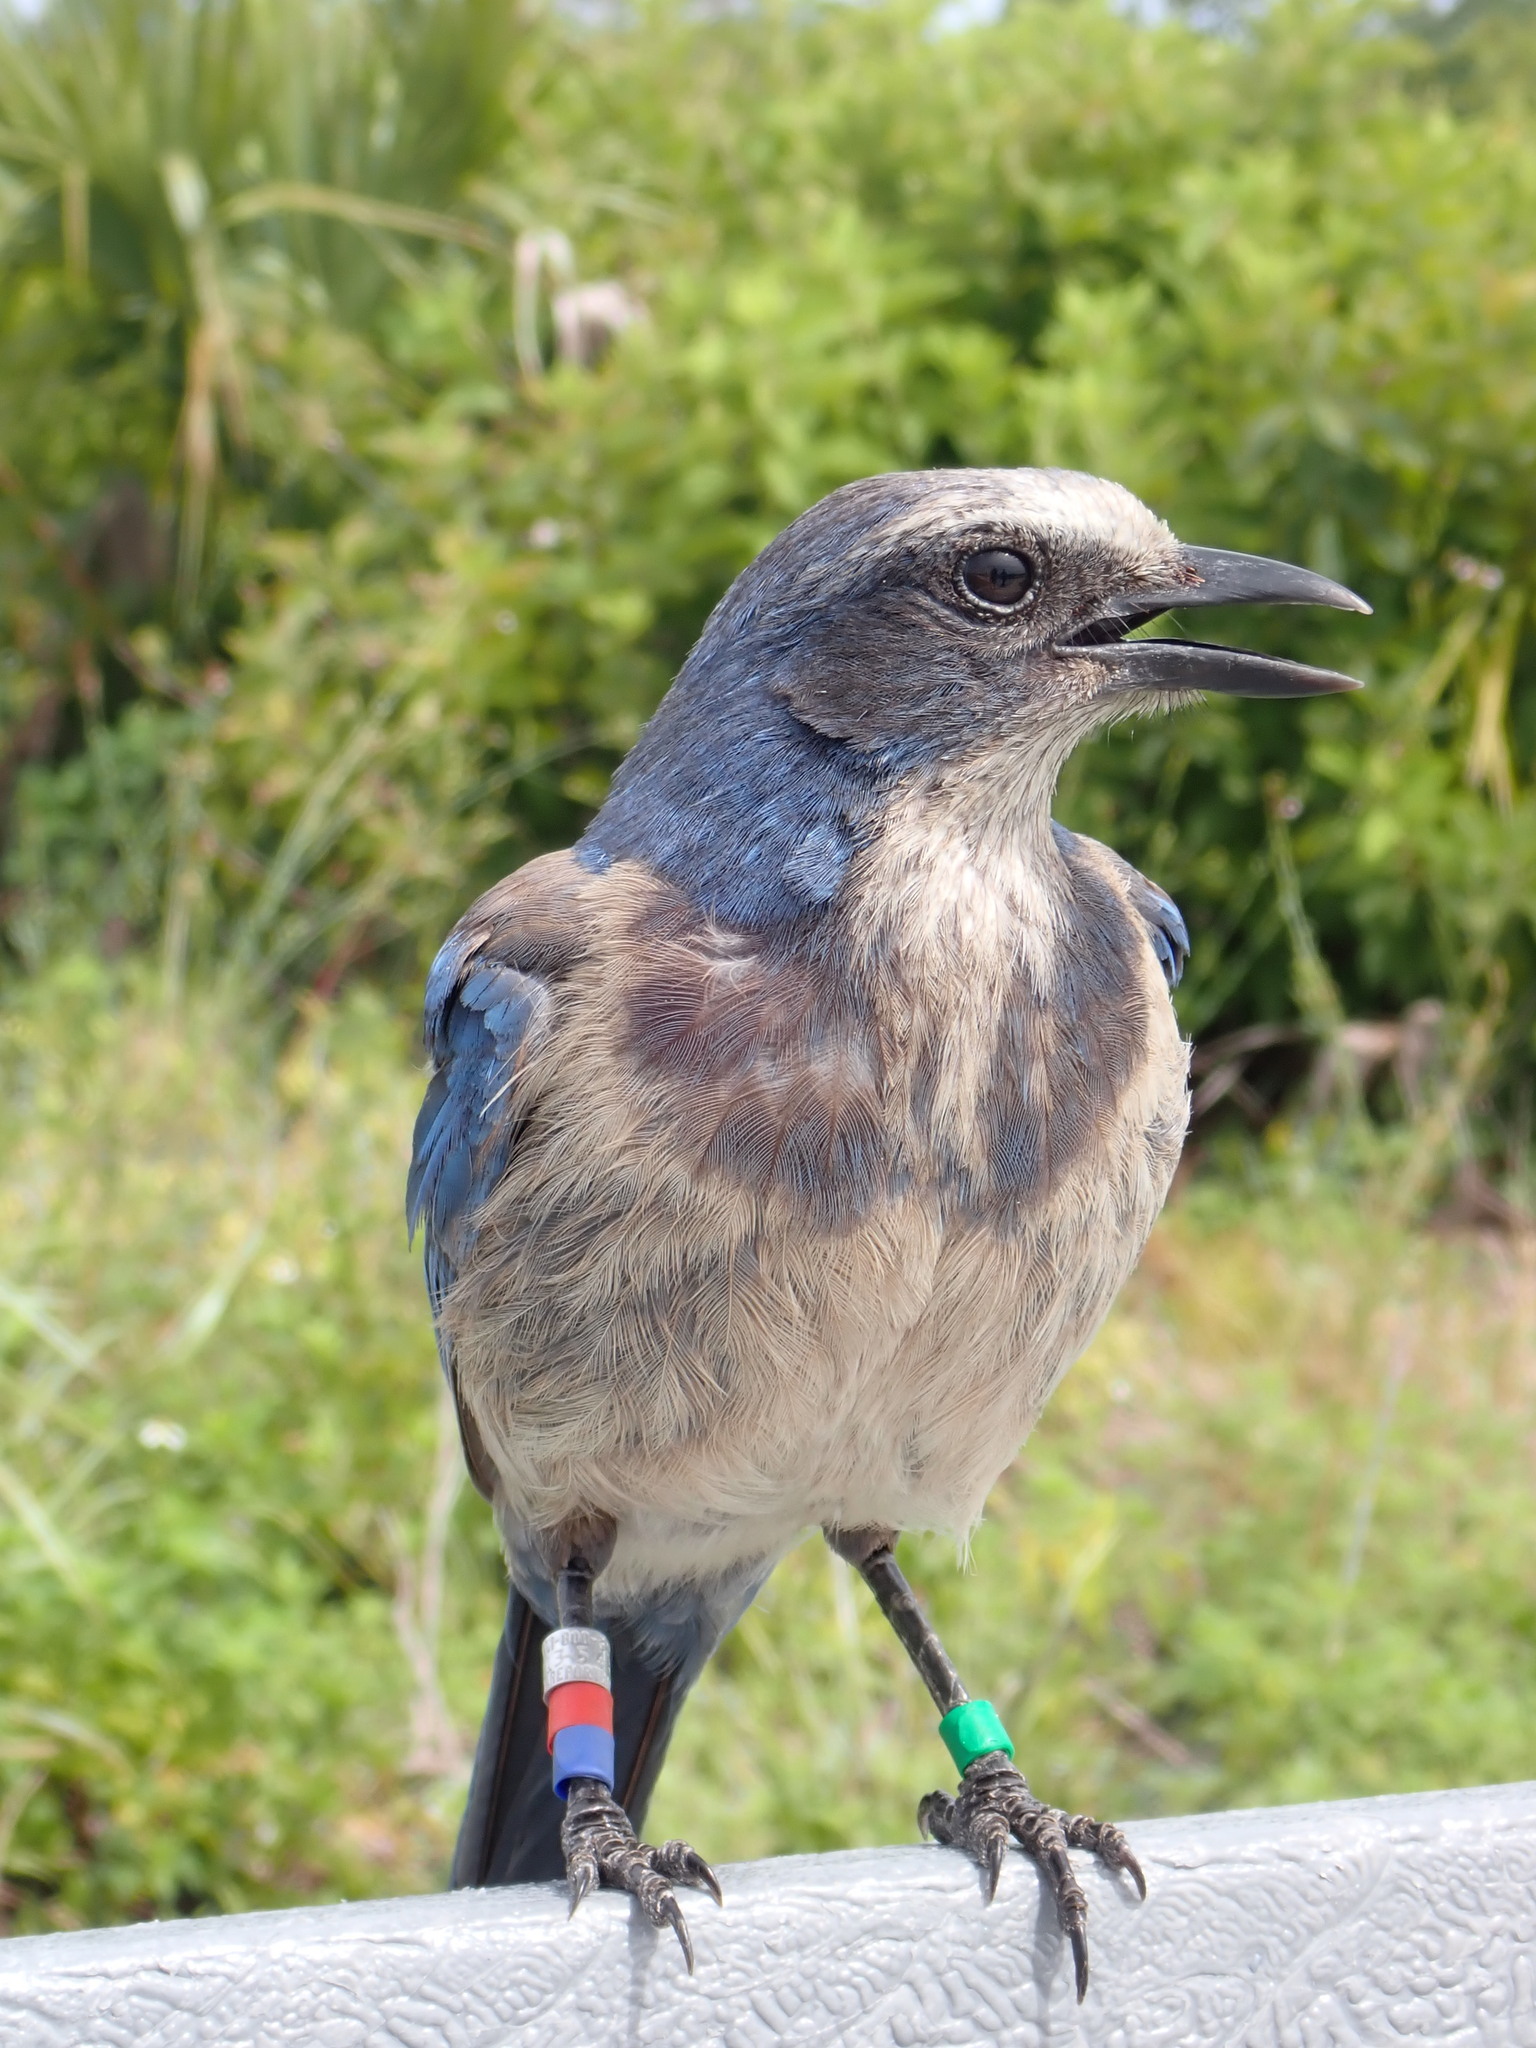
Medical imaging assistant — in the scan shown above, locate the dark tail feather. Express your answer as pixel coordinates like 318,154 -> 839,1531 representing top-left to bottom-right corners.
451,1586 -> 690,1888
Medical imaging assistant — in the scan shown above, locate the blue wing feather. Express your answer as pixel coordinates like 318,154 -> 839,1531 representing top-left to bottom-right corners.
408,955 -> 547,1277
1051,821 -> 1189,990
1139,888 -> 1189,989
409,877 -> 573,1504
408,852 -> 589,1497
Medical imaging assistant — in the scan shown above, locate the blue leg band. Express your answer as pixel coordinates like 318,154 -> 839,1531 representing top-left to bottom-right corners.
552,1723 -> 616,1799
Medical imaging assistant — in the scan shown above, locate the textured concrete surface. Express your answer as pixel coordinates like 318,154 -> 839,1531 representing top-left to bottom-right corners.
2,1780 -> 1533,2046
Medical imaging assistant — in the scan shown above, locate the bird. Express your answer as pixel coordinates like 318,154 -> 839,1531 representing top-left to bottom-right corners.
407,466 -> 1368,1998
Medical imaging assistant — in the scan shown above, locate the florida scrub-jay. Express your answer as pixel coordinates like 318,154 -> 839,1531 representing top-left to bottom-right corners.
408,467 -> 1367,1995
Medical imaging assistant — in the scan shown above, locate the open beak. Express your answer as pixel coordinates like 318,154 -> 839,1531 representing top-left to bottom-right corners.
1062,546 -> 1371,698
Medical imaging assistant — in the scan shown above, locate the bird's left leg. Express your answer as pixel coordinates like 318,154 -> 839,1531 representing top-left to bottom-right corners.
542,1517 -> 720,1970
825,1525 -> 1145,2002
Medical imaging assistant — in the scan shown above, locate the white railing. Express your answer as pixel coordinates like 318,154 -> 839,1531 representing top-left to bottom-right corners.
1,1780 -> 1531,2045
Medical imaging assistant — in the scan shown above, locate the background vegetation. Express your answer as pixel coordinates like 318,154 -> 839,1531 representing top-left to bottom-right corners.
1,0 -> 1534,1934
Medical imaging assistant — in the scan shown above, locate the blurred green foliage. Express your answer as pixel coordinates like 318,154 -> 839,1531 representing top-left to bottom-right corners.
0,965 -> 491,1923
2,0 -> 1536,1933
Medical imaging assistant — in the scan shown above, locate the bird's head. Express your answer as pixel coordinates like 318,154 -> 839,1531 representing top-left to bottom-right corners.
723,466 -> 1367,771
580,467 -> 1368,926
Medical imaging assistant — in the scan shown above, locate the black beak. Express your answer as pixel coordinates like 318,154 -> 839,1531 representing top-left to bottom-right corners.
1062,545 -> 1370,699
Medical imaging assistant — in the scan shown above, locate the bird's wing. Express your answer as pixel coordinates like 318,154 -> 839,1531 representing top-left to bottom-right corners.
1127,872 -> 1189,990
407,849 -> 590,1498
1052,823 -> 1189,990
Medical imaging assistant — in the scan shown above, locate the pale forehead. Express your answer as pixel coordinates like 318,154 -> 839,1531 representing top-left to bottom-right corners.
870,467 -> 1170,557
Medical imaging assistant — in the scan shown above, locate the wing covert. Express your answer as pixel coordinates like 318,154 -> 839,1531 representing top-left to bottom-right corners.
1051,821 -> 1189,990
407,958 -> 550,1260
1130,879 -> 1189,989
407,852 -> 589,1497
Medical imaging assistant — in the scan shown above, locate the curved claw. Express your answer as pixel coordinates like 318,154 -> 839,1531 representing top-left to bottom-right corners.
566,1853 -> 598,1917
657,1890 -> 695,1974
656,1837 -> 724,1906
982,1828 -> 1006,1905
679,1845 -> 724,1909
1070,1925 -> 1089,2004
1065,1814 -> 1148,1900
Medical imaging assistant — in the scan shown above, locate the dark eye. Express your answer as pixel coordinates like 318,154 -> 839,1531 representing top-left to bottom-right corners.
959,548 -> 1037,612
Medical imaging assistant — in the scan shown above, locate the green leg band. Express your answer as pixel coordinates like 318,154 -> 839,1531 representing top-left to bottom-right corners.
938,1699 -> 1014,1773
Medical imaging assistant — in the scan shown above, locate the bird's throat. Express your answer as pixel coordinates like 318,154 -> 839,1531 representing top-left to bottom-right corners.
846,758 -> 1069,1020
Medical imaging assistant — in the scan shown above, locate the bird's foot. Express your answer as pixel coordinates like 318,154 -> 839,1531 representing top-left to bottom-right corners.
918,1750 -> 1145,2001
561,1777 -> 722,1971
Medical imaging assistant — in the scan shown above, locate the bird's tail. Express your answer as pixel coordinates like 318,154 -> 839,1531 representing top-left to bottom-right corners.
451,1586 -> 691,1887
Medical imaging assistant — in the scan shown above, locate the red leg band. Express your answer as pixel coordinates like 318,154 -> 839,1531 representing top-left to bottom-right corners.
546,1680 -> 613,1751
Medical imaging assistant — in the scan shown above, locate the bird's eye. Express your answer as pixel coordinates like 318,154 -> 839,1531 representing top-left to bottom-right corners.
959,548 -> 1037,612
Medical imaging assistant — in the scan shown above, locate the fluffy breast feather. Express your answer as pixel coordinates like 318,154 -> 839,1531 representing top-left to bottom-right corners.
431,827 -> 1188,1596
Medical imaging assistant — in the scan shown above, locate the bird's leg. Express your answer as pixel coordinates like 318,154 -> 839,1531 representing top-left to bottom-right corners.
540,1516 -> 720,1971
825,1525 -> 1145,2002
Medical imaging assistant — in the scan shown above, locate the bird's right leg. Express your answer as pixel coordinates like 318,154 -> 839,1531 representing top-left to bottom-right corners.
541,1516 -> 721,1970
